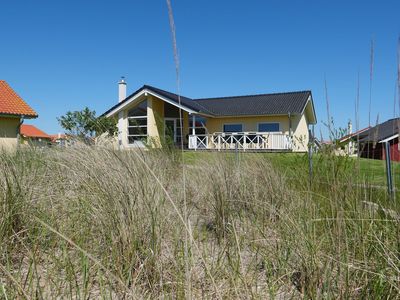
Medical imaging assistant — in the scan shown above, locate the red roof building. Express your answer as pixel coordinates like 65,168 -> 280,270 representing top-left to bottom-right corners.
20,124 -> 51,139
0,80 -> 38,118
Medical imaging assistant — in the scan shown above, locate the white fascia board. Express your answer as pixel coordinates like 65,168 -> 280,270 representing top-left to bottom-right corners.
379,134 -> 399,143
106,88 -> 201,117
147,90 -> 198,114
106,90 -> 147,117
301,95 -> 317,125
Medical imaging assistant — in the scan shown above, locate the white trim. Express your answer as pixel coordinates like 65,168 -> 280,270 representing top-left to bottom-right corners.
301,95 -> 317,125
127,114 -> 147,145
222,123 -> 243,132
106,90 -> 146,117
379,134 -> 399,143
106,88 -> 205,118
257,122 -> 281,133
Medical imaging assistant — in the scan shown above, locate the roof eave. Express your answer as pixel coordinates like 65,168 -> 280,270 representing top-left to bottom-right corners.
0,113 -> 38,119
211,112 -> 302,118
379,134 -> 399,143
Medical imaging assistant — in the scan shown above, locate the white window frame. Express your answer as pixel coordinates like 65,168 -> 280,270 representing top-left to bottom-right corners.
127,100 -> 148,145
222,123 -> 243,133
257,122 -> 281,133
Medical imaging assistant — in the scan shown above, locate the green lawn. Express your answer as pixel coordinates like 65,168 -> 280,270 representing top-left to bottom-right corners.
183,151 -> 399,188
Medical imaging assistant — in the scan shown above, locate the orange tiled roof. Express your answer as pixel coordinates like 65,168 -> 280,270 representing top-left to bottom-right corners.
20,124 -> 50,139
0,80 -> 38,118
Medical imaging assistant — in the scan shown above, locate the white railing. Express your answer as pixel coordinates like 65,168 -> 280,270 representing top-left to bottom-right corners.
188,132 -> 292,151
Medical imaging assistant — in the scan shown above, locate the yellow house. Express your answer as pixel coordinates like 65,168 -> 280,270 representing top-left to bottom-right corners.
20,124 -> 52,147
102,79 -> 317,152
0,80 -> 38,150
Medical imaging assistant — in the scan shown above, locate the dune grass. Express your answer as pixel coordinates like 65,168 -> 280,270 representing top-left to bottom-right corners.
0,146 -> 399,298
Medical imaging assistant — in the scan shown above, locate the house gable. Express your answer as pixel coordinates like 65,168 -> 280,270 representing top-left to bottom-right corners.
103,86 -> 210,118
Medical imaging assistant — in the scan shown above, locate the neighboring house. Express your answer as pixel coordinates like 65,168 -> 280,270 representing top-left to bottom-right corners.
20,124 -> 51,147
50,133 -> 70,147
357,118 -> 400,161
0,80 -> 38,150
338,122 -> 371,155
102,79 -> 317,152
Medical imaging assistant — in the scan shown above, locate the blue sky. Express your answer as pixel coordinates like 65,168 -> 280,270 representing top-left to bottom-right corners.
1,0 -> 399,138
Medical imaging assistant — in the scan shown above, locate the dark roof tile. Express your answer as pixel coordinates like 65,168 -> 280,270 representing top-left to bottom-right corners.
193,91 -> 311,116
102,85 -> 313,119
359,118 -> 400,142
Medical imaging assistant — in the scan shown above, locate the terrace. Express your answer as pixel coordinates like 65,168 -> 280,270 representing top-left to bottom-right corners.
188,131 -> 292,151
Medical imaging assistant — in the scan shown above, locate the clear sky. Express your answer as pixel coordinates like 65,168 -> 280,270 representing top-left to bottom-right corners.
1,0 -> 399,138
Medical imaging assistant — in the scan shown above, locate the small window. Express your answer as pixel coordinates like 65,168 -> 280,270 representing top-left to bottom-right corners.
258,123 -> 280,132
223,124 -> 243,133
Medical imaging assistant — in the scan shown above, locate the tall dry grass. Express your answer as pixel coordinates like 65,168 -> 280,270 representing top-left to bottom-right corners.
0,146 -> 399,299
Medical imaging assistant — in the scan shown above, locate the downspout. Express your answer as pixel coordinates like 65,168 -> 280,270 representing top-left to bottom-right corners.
17,115 -> 25,150
288,112 -> 293,149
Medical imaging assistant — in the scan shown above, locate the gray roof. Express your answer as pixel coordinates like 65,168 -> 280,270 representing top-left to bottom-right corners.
142,85 -> 214,115
359,118 -> 400,143
194,91 -> 312,116
102,84 -> 315,121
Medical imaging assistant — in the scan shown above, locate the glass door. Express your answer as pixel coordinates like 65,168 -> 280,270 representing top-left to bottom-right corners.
164,119 -> 176,143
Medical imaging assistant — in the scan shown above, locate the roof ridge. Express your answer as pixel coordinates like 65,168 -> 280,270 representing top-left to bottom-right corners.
386,117 -> 400,121
194,90 -> 311,101
143,84 -> 193,100
142,84 -> 216,115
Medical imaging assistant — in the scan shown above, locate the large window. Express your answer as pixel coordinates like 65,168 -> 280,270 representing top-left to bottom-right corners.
127,100 -> 147,144
223,124 -> 243,133
258,123 -> 280,132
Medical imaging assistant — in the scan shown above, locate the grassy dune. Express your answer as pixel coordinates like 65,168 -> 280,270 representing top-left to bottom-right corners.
0,146 -> 399,298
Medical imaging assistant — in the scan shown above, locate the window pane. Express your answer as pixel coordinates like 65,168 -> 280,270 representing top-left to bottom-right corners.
258,123 -> 280,132
195,128 -> 206,135
223,124 -> 243,132
128,100 -> 147,117
128,127 -> 147,135
128,136 -> 146,143
189,116 -> 207,128
164,102 -> 180,118
128,118 -> 147,126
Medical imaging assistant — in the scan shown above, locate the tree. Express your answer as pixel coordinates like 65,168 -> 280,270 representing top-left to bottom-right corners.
58,107 -> 117,139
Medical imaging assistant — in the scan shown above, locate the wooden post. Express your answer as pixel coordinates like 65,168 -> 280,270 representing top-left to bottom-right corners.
384,141 -> 394,198
235,141 -> 239,163
192,114 -> 196,136
192,114 -> 196,150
